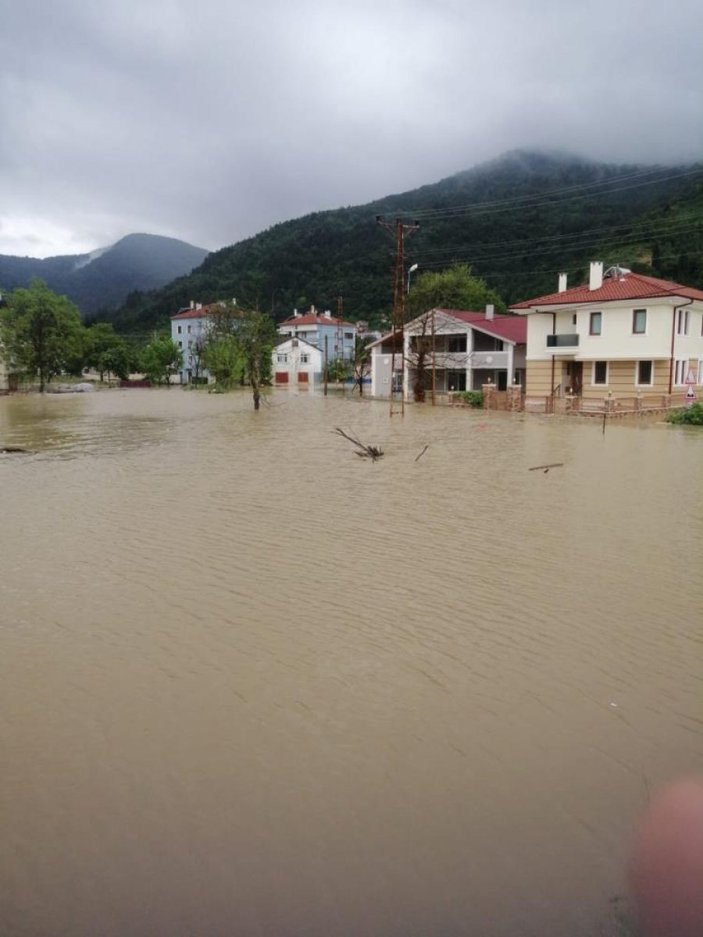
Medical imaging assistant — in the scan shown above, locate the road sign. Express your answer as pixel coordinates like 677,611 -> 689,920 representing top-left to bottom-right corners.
685,386 -> 696,407
685,368 -> 697,385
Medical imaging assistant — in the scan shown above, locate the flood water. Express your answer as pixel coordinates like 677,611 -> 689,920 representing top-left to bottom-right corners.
1,388 -> 702,937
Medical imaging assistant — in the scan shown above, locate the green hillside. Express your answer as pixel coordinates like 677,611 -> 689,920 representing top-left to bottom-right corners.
100,150 -> 703,334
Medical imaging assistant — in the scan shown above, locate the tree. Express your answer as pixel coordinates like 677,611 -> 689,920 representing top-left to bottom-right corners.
140,333 -> 182,386
201,303 -> 244,387
84,322 -> 131,381
234,307 -> 276,410
406,264 -> 505,320
351,335 -> 372,396
0,280 -> 84,391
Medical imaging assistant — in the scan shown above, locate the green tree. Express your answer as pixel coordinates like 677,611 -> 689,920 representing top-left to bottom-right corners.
406,264 -> 505,319
351,335 -> 372,395
0,280 -> 84,391
85,323 -> 131,381
140,333 -> 182,386
201,303 -> 244,387
234,308 -> 276,410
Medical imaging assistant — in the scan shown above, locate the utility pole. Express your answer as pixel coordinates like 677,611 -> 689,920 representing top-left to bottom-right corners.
376,216 -> 420,416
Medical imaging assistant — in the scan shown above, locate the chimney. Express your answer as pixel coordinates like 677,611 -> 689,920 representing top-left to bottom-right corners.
293,308 -> 300,318
485,304 -> 494,320
324,309 -> 332,318
558,273 -> 568,293
190,300 -> 195,309
589,261 -> 604,291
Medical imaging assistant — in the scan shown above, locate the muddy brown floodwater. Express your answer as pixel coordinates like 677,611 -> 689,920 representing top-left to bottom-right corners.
1,388 -> 702,937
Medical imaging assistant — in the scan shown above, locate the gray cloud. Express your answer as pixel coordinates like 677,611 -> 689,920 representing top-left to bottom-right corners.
1,0 -> 702,257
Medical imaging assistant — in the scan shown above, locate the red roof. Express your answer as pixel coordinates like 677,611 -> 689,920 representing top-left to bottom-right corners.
171,303 -> 220,320
511,271 -> 703,309
279,313 -> 354,327
433,309 -> 526,344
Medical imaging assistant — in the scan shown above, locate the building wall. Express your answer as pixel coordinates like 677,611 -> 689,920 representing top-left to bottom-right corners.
525,359 -> 554,396
526,301 -> 703,363
171,315 -> 210,382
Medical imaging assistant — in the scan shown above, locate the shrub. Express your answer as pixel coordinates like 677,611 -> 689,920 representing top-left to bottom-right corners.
458,390 -> 484,408
666,403 -> 703,425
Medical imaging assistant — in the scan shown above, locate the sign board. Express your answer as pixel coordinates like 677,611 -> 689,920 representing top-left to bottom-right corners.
685,386 -> 696,407
685,368 -> 697,385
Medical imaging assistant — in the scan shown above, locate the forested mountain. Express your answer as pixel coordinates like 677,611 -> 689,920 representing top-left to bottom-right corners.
99,151 -> 703,333
0,234 -> 209,315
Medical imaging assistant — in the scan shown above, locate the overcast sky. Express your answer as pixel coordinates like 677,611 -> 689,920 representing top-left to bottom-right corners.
1,0 -> 702,258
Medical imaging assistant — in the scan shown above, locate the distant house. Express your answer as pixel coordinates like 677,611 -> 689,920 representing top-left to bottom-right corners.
277,307 -> 356,364
170,302 -> 219,383
272,337 -> 323,386
511,263 -> 703,401
369,307 -> 526,399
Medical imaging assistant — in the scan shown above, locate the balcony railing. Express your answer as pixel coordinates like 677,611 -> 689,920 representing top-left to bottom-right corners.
546,333 -> 580,349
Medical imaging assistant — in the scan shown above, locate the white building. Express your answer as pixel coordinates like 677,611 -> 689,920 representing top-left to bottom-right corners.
277,307 -> 356,363
272,337 -> 323,386
511,263 -> 703,400
170,302 -> 217,383
369,307 -> 526,400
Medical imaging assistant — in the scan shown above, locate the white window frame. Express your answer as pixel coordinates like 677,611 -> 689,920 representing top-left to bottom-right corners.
674,359 -> 688,386
699,359 -> 703,384
635,360 -> 654,387
300,354 -> 309,364
632,308 -> 647,335
592,360 -> 609,386
677,308 -> 690,335
589,311 -> 602,336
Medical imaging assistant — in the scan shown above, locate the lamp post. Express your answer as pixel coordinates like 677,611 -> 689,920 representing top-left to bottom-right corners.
407,263 -> 418,294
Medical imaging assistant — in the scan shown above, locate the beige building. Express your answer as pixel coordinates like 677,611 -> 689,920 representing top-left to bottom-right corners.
512,263 -> 703,403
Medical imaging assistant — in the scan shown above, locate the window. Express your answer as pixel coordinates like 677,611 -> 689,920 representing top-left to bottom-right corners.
277,354 -> 287,363
448,335 -> 467,353
593,361 -> 608,385
177,325 -> 182,334
300,354 -> 309,364
632,309 -> 647,334
187,324 -> 192,334
447,370 -> 466,391
677,308 -> 690,335
344,332 -> 354,339
589,312 -> 602,335
637,360 -> 653,385
572,313 -> 577,326
699,360 -> 703,385
674,360 -> 688,385
178,341 -> 183,349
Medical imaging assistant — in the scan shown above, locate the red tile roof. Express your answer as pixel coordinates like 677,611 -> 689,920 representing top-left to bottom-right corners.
434,309 -> 527,344
171,303 -> 221,320
279,313 -> 354,327
511,272 -> 703,309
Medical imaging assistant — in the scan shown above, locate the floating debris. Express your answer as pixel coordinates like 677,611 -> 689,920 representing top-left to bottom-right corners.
334,427 -> 384,461
414,444 -> 429,463
528,462 -> 564,474
0,446 -> 29,454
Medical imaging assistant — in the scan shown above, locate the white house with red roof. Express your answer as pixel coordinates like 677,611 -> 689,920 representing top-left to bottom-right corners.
369,306 -> 526,400
511,263 -> 703,402
277,308 -> 356,364
170,301 -> 220,383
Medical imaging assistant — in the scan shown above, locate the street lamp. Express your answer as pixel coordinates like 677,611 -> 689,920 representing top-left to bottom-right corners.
407,263 -> 418,294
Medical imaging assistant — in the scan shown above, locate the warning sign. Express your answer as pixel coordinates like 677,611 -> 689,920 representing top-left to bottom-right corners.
685,386 -> 696,407
685,368 -> 697,385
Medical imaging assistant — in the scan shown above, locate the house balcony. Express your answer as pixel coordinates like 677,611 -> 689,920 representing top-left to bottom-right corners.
546,333 -> 579,351
471,350 -> 509,369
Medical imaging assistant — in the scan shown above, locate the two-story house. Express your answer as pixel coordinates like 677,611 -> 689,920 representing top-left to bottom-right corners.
369,306 -> 526,399
511,263 -> 703,402
276,308 -> 356,363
